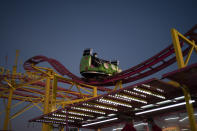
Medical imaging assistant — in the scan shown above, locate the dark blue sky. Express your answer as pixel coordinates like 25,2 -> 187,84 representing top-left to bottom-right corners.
0,0 -> 197,130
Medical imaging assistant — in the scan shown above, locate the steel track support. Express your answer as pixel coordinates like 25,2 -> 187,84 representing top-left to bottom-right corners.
42,74 -> 52,131
52,75 -> 57,111
182,85 -> 197,131
3,50 -> 19,130
171,28 -> 197,131
93,86 -> 97,97
3,88 -> 13,130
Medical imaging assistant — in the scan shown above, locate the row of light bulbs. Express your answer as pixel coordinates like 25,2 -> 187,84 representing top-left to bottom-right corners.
52,113 -> 83,121
36,119 -> 66,125
124,90 -> 146,98
52,113 -> 66,117
44,116 -> 74,122
109,94 -> 147,104
108,94 -> 130,102
142,84 -> 164,93
117,94 -> 147,104
97,98 -> 132,108
133,88 -> 165,99
141,84 -> 151,88
156,88 -> 164,93
83,103 -> 118,112
71,106 -> 105,115
68,116 -> 83,120
62,110 -> 94,118
44,116 -> 64,121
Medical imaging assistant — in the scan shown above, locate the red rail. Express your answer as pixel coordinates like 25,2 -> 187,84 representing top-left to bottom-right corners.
23,25 -> 197,87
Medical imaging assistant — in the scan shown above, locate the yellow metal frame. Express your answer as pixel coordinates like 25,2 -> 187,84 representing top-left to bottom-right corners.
3,50 -> 19,130
56,75 -> 98,98
171,28 -> 197,131
171,28 -> 197,68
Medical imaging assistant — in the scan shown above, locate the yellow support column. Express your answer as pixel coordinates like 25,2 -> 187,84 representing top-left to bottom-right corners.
3,88 -> 13,130
171,29 -> 185,68
42,75 -> 52,131
182,85 -> 197,131
171,28 -> 197,131
93,86 -> 97,97
113,80 -> 122,90
52,75 -> 57,111
3,50 -> 19,130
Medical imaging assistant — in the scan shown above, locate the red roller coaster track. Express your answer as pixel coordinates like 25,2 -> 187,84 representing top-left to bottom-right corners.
24,25 -> 197,87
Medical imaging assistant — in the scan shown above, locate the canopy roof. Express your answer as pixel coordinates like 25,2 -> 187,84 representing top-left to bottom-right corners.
29,63 -> 197,129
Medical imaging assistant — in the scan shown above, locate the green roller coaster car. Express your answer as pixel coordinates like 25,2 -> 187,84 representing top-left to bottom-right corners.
80,48 -> 122,78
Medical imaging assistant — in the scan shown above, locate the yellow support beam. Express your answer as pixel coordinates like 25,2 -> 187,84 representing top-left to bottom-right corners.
93,86 -> 97,97
182,85 -> 197,131
58,92 -> 71,101
32,65 -> 52,77
76,84 -> 92,94
29,98 -> 43,112
57,89 -> 91,97
56,75 -> 98,90
16,76 -> 47,89
171,29 -> 185,68
3,50 -> 19,130
4,78 -> 15,89
12,50 -> 19,74
3,88 -> 13,130
185,45 -> 194,65
171,28 -> 197,131
58,97 -> 91,105
42,75 -> 52,131
52,75 -> 57,111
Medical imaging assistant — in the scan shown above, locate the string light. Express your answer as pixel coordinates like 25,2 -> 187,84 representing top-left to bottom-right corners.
52,113 -> 66,117
83,103 -> 118,111
97,98 -> 132,108
109,94 -> 147,104
52,113 -> 83,120
68,116 -> 83,120
44,116 -> 74,122
142,84 -> 151,88
124,90 -> 146,98
133,87 -> 165,99
71,106 -> 105,115
36,119 -> 67,124
62,110 -> 94,118
156,88 -> 164,93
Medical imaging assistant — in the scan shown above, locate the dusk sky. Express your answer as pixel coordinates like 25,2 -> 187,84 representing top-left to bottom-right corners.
0,0 -> 197,131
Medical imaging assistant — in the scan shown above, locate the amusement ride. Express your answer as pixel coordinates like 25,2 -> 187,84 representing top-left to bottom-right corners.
0,25 -> 197,131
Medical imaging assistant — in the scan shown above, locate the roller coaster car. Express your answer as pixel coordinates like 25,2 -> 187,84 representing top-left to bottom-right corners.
80,48 -> 122,78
